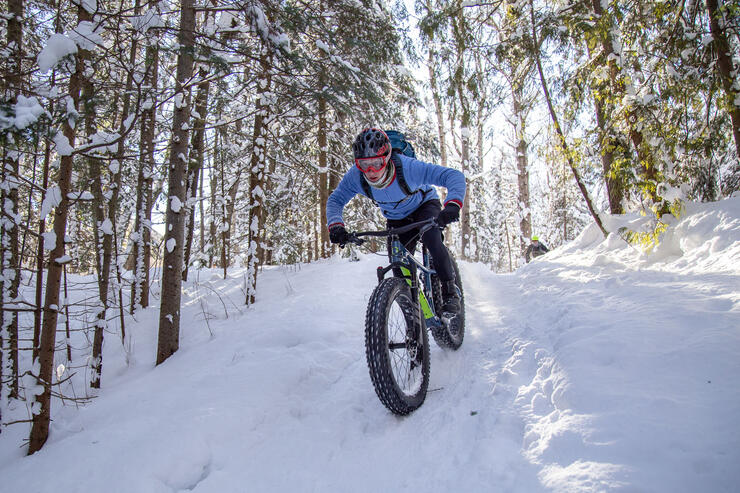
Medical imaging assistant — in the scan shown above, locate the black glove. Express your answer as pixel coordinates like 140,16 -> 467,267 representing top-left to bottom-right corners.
437,203 -> 460,228
329,224 -> 349,246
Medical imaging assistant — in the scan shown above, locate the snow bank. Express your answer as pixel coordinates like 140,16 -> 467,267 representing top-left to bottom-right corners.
511,198 -> 740,491
548,197 -> 740,276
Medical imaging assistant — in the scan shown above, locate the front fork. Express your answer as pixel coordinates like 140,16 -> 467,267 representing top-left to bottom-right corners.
378,240 -> 440,332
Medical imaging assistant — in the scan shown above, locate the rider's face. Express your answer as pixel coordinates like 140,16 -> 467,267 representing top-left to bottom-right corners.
365,166 -> 385,182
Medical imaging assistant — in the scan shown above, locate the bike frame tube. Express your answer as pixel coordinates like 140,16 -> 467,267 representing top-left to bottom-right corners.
399,265 -> 435,320
391,238 -> 436,320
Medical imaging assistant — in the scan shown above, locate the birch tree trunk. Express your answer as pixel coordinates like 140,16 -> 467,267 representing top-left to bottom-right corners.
157,0 -> 195,365
28,4 -> 86,454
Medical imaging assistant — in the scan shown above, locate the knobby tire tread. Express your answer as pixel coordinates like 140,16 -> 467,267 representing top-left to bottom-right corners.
365,277 -> 430,415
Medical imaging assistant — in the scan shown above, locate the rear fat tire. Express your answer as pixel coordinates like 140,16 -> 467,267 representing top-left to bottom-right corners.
365,277 -> 430,415
430,254 -> 465,350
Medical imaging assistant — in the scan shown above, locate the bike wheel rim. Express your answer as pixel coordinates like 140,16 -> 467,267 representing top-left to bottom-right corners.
387,298 -> 423,396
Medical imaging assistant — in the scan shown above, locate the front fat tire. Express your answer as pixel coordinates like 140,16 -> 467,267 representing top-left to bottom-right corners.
365,277 -> 430,415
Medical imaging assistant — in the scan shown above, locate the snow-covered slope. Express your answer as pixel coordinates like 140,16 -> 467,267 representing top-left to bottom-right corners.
2,198 -> 739,492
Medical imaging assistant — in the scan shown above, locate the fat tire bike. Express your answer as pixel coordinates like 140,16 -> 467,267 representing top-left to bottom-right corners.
346,218 -> 465,415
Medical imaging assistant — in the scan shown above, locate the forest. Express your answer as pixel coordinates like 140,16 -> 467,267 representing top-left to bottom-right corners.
1,0 -> 738,454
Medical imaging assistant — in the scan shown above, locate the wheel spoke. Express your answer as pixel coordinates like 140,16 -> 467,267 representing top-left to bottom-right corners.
385,298 -> 422,396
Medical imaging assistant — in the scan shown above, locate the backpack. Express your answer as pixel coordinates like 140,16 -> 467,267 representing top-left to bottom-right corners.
360,130 -> 423,205
385,130 -> 415,159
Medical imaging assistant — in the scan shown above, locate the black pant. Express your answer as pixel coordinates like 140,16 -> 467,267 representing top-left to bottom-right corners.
386,200 -> 455,282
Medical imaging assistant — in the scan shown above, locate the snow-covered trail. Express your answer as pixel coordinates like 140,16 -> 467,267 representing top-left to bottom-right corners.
2,199 -> 739,492
3,258 -> 547,493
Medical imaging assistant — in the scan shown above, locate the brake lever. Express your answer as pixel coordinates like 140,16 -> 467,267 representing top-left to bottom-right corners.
340,234 -> 365,249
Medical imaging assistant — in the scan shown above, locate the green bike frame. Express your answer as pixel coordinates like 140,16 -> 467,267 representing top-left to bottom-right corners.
388,239 -> 435,321
399,265 -> 435,320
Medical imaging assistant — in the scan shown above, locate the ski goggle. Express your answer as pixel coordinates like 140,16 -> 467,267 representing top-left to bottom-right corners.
355,153 -> 390,173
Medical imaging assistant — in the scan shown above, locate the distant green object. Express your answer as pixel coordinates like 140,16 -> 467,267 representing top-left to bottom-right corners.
532,235 -> 539,241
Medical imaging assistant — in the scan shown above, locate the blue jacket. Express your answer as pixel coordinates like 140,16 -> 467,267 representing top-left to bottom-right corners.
326,154 -> 466,228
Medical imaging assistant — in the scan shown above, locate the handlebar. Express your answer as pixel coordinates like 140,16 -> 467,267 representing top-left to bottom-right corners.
344,218 -> 438,247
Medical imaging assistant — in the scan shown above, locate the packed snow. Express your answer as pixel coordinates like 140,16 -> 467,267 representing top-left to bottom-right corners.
1,198 -> 738,492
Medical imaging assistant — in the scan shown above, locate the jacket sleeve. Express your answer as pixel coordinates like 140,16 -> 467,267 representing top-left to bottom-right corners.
401,155 -> 466,209
326,168 -> 361,229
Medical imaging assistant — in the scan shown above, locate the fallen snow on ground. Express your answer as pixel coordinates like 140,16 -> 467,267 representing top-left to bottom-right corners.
2,198 -> 739,492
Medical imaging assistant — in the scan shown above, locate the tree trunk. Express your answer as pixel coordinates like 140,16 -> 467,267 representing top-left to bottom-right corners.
504,218 -> 512,272
589,0 -> 658,206
475,114 -> 485,262
220,148 -> 228,277
223,168 -> 241,274
459,120 -> 471,260
258,142 -> 278,266
131,40 -> 159,313
707,0 -> 740,191
28,5 -> 85,454
33,132 -> 52,359
183,62 -> 211,281
588,0 -> 625,214
208,135 -> 218,268
157,0 -> 195,365
199,165 -> 205,263
91,0 -> 139,384
318,97 -> 330,259
428,47 -> 448,167
1,0 -> 25,407
84,79 -> 110,389
529,0 -> 608,237
246,43 -> 274,304
512,86 -> 532,253
593,95 -> 625,214
454,6 -> 472,260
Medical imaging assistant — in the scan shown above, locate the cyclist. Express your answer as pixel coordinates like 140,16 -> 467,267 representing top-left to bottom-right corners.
525,235 -> 549,263
326,127 -> 466,314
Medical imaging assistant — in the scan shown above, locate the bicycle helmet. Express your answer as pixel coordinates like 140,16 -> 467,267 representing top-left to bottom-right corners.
353,128 -> 391,160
